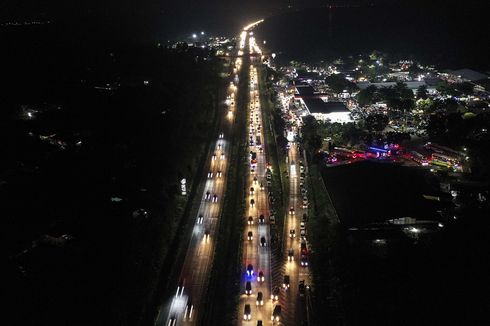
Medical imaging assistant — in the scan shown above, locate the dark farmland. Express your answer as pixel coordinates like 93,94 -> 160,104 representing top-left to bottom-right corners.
321,161 -> 490,325
322,161 -> 441,227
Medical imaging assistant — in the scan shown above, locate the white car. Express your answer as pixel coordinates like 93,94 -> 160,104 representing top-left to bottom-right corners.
219,132 -> 224,139
216,170 -> 222,178
197,214 -> 204,224
257,270 -> 264,282
248,216 -> 254,225
247,231 -> 253,241
205,191 -> 211,200
207,171 -> 213,178
212,194 -> 218,202
243,304 -> 251,320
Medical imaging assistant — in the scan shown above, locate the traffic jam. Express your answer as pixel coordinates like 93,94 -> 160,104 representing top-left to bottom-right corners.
163,39 -> 240,326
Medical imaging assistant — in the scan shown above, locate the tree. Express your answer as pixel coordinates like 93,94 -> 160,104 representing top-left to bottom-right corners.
394,81 -> 414,100
325,73 -> 356,94
357,85 -> 377,107
364,114 -> 389,133
455,82 -> 474,96
416,85 -> 428,99
416,98 -> 434,113
436,80 -> 451,95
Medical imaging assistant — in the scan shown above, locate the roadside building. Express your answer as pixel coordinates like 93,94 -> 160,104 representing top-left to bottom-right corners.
301,98 -> 352,123
442,69 -> 488,83
356,81 -> 430,94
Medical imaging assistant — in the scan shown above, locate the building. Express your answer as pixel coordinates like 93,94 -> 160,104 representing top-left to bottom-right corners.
357,80 -> 428,92
292,84 -> 352,123
301,98 -> 352,123
443,69 -> 488,83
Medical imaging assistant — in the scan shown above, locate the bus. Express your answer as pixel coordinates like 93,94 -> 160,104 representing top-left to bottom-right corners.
424,142 -> 465,158
410,151 -> 429,166
430,152 -> 463,171
332,147 -> 364,159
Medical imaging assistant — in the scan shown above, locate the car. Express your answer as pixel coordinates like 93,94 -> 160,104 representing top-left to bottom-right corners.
184,297 -> 193,320
272,305 -> 281,322
301,187 -> 307,195
259,182 -> 264,190
266,174 -> 272,181
212,194 -> 218,202
300,240 -> 308,254
299,280 -> 306,296
205,191 -> 211,200
168,316 -> 177,326
257,320 -> 263,326
300,221 -> 305,230
246,281 -> 252,295
197,214 -> 204,224
248,216 -> 254,225
260,236 -> 266,247
251,167 -> 255,173
289,207 -> 295,215
289,229 -> 296,238
288,248 -> 294,261
217,143 -> 222,150
253,176 -> 258,184
212,153 -> 217,160
283,275 -> 290,289
204,230 -> 210,240
255,291 -> 264,306
269,215 -> 275,224
267,180 -> 272,187
244,304 -> 251,320
247,264 -> 254,277
301,254 -> 308,267
250,199 -> 255,207
176,280 -> 185,297
220,153 -> 225,160
250,187 -> 254,195
302,198 -> 308,208
257,270 -> 264,282
216,170 -> 222,178
259,214 -> 265,224
300,229 -> 306,237
271,286 -> 279,301
207,171 -> 213,178
248,231 -> 253,241
302,213 -> 308,222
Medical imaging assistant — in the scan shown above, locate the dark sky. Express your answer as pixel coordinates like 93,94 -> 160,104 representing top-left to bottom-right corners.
1,0 -> 487,42
0,1 -> 370,40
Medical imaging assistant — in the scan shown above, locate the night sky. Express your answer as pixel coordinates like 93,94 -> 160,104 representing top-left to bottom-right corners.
1,0 -> 487,41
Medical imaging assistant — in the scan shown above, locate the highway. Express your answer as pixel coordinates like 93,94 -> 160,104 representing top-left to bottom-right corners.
279,136 -> 312,325
237,29 -> 275,325
155,42 -> 241,326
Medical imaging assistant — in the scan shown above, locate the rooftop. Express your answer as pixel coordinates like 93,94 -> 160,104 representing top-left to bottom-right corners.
447,69 -> 488,82
357,81 -> 427,90
303,98 -> 349,114
295,85 -> 315,96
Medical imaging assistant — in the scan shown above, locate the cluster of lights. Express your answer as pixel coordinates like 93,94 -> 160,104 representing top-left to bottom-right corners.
249,36 -> 262,55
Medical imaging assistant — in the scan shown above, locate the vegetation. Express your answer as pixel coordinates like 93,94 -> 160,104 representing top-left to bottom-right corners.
3,43 -> 223,325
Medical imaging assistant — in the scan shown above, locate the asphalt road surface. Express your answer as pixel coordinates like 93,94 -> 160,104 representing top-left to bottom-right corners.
155,47 -> 240,326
